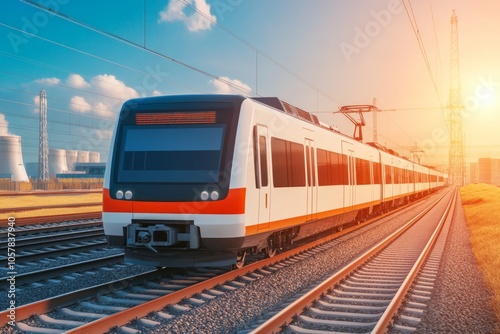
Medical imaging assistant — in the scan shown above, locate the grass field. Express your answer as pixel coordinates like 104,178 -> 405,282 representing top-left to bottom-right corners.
460,183 -> 500,320
0,192 -> 102,219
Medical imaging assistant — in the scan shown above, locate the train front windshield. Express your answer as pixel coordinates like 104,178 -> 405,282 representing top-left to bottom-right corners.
117,124 -> 226,183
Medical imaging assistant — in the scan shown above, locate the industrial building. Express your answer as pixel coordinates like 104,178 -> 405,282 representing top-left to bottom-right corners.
0,135 -> 29,182
469,158 -> 500,186
25,149 -> 104,179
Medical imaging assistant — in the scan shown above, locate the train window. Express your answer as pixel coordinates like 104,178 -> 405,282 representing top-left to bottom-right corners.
341,154 -> 349,185
317,149 -> 329,185
118,125 -> 225,183
330,152 -> 340,185
316,149 -> 350,186
385,165 -> 392,184
304,145 -> 316,187
310,147 -> 316,186
373,162 -> 381,184
306,147 -> 311,186
290,142 -> 306,187
271,138 -> 306,187
394,167 -> 400,184
356,159 -> 371,185
259,136 -> 268,187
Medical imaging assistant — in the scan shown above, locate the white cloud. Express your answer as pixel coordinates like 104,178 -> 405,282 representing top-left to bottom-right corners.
91,74 -> 139,101
0,114 -> 11,136
36,77 -> 61,85
67,74 -> 90,89
70,96 -> 92,113
32,73 -> 140,117
210,76 -> 252,94
66,74 -> 139,118
158,0 -> 216,32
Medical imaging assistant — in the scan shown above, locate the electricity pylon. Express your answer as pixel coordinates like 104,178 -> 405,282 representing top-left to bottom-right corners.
448,10 -> 465,186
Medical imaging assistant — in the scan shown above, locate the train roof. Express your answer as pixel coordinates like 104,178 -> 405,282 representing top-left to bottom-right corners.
123,94 -> 423,165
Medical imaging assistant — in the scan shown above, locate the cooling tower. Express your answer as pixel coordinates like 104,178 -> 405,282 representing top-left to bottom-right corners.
77,150 -> 89,163
66,150 -> 78,171
48,148 -> 68,176
0,136 -> 29,181
89,151 -> 100,163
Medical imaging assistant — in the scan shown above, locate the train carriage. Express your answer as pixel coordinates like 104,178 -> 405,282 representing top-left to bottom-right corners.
103,94 -> 445,267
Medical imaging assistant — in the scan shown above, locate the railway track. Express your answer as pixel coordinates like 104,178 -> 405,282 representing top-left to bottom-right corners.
251,188 -> 456,333
1,254 -> 125,286
0,220 -> 130,298
0,220 -> 102,237
0,221 -> 106,267
0,190 -> 451,333
0,212 -> 102,227
0,202 -> 102,214
0,189 -> 102,197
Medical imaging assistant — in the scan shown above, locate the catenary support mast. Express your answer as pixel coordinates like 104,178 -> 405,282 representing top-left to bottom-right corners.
448,10 -> 465,186
38,89 -> 49,181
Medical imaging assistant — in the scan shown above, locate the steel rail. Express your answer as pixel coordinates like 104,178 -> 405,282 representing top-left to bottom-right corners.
0,212 -> 101,227
0,221 -> 102,237
0,240 -> 108,265
371,188 -> 457,333
0,253 -> 123,286
0,190 -> 447,332
0,203 -> 384,329
0,268 -> 163,327
0,189 -> 102,197
0,202 -> 102,214
0,228 -> 104,250
64,191 -> 450,334
249,188 -> 452,334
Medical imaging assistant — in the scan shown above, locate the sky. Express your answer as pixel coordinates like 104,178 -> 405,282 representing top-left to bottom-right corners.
1,0 -> 500,176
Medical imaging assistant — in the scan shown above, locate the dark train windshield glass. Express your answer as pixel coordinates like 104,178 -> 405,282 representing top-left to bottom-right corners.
117,124 -> 226,183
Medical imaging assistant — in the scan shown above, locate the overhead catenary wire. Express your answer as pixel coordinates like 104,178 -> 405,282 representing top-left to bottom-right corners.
402,0 -> 443,109
4,1 -> 489,166
429,0 -> 444,103
0,23 -> 205,96
176,0 -> 345,108
19,0 -> 255,96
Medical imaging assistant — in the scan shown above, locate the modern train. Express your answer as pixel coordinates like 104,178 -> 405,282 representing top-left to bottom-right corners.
103,94 -> 446,268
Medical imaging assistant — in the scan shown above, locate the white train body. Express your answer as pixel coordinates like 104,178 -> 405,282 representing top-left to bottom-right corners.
103,95 -> 445,267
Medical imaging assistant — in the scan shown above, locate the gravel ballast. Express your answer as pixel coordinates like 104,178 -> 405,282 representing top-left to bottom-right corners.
128,191 -> 499,333
6,191 -> 499,333
414,194 -> 500,333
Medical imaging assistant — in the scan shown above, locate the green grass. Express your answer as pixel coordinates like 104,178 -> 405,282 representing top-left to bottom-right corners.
460,183 -> 500,321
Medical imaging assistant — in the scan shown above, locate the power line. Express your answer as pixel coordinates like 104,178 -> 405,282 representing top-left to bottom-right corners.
19,0 -> 254,95
429,0 -> 444,102
176,0 -> 344,107
402,0 -> 443,108
0,98 -> 115,130
0,83 -> 121,119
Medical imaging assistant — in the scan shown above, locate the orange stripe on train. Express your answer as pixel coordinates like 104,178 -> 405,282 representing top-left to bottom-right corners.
103,188 -> 246,215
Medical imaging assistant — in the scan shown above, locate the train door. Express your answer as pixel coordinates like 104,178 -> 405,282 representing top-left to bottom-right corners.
305,139 -> 317,221
342,141 -> 356,210
254,125 -> 271,230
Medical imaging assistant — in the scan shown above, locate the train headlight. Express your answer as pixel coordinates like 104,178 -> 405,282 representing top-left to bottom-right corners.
116,190 -> 124,199
210,191 -> 219,200
125,190 -> 133,200
200,191 -> 209,201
